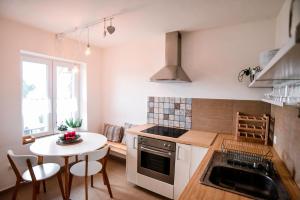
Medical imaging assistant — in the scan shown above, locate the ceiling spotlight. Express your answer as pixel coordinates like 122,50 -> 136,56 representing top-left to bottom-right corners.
85,28 -> 91,56
107,18 -> 115,34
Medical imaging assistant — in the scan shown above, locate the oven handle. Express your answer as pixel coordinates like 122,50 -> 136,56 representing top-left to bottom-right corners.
140,146 -> 172,157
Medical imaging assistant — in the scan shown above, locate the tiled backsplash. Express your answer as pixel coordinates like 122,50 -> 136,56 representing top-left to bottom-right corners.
147,97 -> 192,129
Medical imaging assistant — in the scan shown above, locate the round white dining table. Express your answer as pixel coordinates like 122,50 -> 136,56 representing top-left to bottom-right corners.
30,132 -> 107,200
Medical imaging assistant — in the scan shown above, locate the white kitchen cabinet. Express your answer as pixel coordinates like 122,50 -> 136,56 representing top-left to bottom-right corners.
174,143 -> 191,200
189,146 -> 208,178
174,143 -> 208,200
126,132 -> 138,184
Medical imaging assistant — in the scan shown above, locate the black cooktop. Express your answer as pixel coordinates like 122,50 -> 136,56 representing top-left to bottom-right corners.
141,126 -> 188,138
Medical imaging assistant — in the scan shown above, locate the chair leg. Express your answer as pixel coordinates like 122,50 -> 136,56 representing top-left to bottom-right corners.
68,173 -> 73,198
37,182 -> 40,194
85,175 -> 88,200
57,171 -> 65,200
102,173 -> 107,185
103,170 -> 113,198
32,183 -> 38,200
91,175 -> 94,187
12,180 -> 20,200
42,180 -> 46,193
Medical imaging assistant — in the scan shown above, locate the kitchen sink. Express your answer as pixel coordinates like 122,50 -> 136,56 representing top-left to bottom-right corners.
209,166 -> 278,199
201,151 -> 290,200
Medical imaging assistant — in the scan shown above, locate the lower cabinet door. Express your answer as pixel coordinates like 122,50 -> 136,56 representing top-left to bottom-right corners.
189,146 -> 208,178
126,132 -> 138,184
174,143 -> 191,200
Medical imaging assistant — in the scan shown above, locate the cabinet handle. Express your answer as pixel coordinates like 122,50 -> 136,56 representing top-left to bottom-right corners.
177,146 -> 180,160
133,137 -> 137,149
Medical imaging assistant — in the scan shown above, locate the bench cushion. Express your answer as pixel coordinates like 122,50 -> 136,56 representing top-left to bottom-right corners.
121,123 -> 136,145
103,123 -> 124,142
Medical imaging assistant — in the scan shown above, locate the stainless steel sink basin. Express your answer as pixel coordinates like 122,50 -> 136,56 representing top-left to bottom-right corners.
209,166 -> 278,199
201,151 -> 290,200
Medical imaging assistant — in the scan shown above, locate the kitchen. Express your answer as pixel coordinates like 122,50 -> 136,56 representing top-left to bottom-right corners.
0,0 -> 300,200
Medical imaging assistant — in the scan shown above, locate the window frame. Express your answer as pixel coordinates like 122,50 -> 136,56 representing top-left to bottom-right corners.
21,54 -> 81,137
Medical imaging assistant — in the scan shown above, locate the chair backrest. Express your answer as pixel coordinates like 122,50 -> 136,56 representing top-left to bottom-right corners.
7,150 -> 38,177
78,145 -> 109,161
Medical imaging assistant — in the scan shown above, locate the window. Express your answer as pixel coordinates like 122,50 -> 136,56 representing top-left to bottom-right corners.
21,55 -> 82,137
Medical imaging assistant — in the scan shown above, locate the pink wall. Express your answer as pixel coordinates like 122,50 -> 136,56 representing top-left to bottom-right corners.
0,17 -> 103,190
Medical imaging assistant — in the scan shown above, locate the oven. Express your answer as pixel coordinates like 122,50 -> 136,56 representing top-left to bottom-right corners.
137,136 -> 176,184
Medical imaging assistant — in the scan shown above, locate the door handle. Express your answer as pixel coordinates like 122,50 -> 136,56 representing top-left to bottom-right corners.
133,137 -> 137,149
140,146 -> 172,157
177,146 -> 181,160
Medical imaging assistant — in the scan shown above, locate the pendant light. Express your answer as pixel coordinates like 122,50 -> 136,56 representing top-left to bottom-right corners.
107,18 -> 115,34
103,18 -> 107,37
85,28 -> 91,56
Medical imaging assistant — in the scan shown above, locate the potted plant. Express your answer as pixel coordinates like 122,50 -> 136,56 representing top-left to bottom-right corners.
65,118 -> 83,132
57,123 -> 68,135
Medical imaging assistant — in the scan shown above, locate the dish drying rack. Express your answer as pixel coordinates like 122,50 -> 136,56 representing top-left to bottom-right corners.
236,112 -> 270,145
221,139 -> 273,166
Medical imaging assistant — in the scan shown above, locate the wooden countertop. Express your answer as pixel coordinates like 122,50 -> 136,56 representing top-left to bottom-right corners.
179,134 -> 300,200
126,124 -> 217,148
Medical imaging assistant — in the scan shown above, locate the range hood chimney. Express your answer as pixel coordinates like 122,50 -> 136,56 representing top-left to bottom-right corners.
150,31 -> 192,82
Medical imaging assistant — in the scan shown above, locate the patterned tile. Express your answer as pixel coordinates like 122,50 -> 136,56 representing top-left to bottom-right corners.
159,114 -> 164,119
164,103 -> 170,109
180,103 -> 185,110
163,120 -> 169,126
186,104 -> 192,110
159,108 -> 163,114
169,108 -> 175,115
164,108 -> 169,114
147,96 -> 193,129
169,115 -> 175,120
149,96 -> 154,102
148,118 -> 154,123
180,98 -> 186,103
186,110 -> 192,117
163,114 -> 169,120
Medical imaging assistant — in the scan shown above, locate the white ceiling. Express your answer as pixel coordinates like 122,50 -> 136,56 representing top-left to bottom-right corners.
0,0 -> 284,47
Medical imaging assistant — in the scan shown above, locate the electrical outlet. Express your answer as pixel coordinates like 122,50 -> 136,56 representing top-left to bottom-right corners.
274,135 -> 277,144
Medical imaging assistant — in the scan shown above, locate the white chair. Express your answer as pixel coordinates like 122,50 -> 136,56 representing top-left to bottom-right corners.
69,146 -> 112,200
7,150 -> 64,200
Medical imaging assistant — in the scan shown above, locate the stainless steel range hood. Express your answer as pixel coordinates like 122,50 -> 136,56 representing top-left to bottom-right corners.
150,31 -> 192,82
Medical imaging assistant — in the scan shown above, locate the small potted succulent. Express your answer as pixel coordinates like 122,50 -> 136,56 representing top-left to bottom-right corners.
57,123 -> 68,135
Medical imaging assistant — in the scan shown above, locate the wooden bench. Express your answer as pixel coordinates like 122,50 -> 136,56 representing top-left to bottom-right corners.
107,141 -> 127,158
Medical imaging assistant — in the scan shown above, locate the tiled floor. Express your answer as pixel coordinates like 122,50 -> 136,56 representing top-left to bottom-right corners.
0,156 -> 168,200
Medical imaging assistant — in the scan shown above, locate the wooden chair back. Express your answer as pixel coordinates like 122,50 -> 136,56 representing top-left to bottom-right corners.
78,145 -> 109,162
7,150 -> 38,181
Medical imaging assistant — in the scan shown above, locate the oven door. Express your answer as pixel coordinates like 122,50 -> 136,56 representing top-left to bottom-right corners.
138,144 -> 175,184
